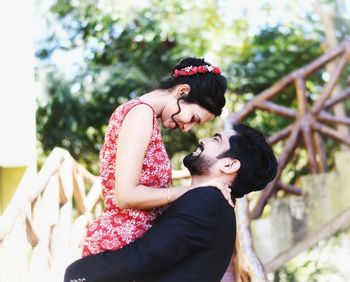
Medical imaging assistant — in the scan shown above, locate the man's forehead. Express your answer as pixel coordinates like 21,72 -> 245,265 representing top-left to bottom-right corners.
217,129 -> 237,139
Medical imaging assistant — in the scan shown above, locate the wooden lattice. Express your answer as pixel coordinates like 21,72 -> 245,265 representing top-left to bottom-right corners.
228,39 -> 350,219
0,148 -> 103,282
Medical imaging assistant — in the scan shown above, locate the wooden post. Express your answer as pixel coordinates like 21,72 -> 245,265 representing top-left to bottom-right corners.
233,197 -> 268,282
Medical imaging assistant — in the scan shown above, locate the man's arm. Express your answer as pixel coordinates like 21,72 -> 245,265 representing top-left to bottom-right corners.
64,187 -> 225,282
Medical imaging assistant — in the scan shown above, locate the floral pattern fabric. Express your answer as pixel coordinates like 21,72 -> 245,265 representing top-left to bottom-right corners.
82,98 -> 172,257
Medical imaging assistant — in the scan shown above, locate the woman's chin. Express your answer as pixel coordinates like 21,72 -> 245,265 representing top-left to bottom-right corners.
162,122 -> 171,129
163,122 -> 177,130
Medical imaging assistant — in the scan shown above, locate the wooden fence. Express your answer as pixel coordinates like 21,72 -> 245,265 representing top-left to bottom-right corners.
0,147 -> 265,282
0,148 -> 103,282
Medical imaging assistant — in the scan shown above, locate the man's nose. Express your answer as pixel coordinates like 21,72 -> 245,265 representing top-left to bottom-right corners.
199,138 -> 207,145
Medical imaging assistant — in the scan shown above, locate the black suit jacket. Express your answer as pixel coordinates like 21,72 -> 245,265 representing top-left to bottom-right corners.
65,186 -> 236,282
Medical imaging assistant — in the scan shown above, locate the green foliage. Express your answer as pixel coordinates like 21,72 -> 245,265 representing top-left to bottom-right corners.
36,0 -> 229,172
36,0 -> 349,177
227,24 -> 322,99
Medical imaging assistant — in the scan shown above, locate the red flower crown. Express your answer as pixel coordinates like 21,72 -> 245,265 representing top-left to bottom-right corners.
172,65 -> 221,78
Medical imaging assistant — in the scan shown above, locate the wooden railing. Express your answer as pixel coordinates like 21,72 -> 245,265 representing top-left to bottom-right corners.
0,147 -> 266,282
0,148 -> 103,282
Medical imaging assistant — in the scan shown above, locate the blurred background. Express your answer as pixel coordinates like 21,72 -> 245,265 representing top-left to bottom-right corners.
33,0 -> 350,172
1,0 -> 350,281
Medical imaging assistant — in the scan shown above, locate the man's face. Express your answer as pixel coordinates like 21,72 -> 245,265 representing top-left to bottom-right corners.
183,130 -> 236,176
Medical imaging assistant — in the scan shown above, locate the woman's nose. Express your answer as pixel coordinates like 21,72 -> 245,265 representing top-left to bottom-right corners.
183,123 -> 194,132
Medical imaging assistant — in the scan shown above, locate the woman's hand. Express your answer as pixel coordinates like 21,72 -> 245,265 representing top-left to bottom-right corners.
198,179 -> 234,208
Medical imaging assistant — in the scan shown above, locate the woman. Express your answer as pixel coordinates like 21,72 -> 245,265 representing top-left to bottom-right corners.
82,57 -> 233,257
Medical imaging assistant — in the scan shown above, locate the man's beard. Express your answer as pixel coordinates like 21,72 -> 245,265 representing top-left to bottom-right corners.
183,151 -> 217,176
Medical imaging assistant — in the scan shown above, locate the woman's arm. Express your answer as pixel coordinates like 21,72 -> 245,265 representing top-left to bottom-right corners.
114,104 -> 195,209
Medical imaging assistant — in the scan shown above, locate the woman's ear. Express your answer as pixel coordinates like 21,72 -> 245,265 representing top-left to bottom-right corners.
220,159 -> 240,174
176,84 -> 190,98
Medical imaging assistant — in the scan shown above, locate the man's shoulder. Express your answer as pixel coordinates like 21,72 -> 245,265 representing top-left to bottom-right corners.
162,186 -> 236,233
169,186 -> 228,214
185,186 -> 222,198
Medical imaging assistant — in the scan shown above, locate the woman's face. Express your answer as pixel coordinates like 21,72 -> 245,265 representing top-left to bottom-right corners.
161,99 -> 215,132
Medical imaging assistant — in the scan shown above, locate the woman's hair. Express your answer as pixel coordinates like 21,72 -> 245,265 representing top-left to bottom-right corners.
219,124 -> 278,198
159,57 -> 227,116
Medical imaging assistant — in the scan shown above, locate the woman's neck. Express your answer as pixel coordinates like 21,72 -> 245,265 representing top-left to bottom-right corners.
139,90 -> 171,118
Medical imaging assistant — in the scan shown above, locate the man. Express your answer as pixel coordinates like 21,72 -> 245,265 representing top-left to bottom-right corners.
65,124 -> 277,282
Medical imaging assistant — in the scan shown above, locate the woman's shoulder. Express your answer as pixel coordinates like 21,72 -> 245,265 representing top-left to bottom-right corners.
106,98 -> 155,130
115,98 -> 155,116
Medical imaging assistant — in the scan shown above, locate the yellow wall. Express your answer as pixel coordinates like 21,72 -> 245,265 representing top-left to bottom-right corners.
0,167 -> 27,213
0,1 -> 36,214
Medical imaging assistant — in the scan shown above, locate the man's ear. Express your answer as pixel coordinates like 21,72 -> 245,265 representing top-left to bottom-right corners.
176,84 -> 190,98
220,159 -> 240,174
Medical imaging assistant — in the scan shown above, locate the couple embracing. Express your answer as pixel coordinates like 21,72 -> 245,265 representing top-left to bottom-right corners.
65,57 -> 277,282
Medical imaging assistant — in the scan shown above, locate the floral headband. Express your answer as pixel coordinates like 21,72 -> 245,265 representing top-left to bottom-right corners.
172,65 -> 221,78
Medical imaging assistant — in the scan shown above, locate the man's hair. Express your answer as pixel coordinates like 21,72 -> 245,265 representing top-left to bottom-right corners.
219,124 -> 278,198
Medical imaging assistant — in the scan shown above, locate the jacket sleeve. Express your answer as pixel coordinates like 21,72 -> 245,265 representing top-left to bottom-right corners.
64,187 -> 223,282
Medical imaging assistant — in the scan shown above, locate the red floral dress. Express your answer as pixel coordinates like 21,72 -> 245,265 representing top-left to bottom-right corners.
81,98 -> 172,257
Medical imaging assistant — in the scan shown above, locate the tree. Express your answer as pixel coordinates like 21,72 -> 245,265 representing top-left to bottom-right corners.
36,0 -> 227,171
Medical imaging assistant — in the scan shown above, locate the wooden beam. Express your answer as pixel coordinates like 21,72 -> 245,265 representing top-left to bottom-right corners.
301,119 -> 318,173
313,122 -> 350,146
72,170 -> 87,215
299,40 -> 349,78
230,40 -> 349,124
254,101 -> 297,119
268,125 -> 293,145
295,78 -> 308,115
25,216 -> 39,247
251,124 -> 301,219
311,52 -> 349,114
229,103 -> 256,124
276,181 -> 302,195
312,131 -> 328,172
85,179 -> 103,212
318,111 -> 350,126
324,87 -> 350,109
254,40 -> 348,102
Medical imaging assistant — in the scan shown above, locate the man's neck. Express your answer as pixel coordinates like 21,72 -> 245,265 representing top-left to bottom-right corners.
191,175 -> 209,186
191,175 -> 233,187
